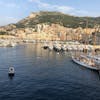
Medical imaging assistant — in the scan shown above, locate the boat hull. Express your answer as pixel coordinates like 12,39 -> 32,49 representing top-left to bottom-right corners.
72,56 -> 99,70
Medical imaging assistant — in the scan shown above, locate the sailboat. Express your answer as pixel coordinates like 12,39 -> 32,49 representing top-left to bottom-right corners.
72,55 -> 100,70
72,23 -> 100,70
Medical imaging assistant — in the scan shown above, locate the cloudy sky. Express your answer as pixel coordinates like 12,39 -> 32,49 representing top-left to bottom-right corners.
0,0 -> 100,26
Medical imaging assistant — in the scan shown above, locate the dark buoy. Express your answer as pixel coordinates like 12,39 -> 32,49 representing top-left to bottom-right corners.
8,67 -> 15,76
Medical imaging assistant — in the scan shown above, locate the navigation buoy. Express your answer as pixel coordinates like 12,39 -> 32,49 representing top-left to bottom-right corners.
8,67 -> 15,76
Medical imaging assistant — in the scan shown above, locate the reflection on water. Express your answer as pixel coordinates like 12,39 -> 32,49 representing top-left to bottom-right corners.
0,43 -> 100,100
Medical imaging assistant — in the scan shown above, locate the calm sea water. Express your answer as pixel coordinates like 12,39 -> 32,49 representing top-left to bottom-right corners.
0,43 -> 100,100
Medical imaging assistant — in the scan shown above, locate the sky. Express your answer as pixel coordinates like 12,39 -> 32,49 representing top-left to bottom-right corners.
0,0 -> 100,26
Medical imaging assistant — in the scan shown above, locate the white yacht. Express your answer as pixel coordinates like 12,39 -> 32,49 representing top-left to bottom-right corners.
72,55 -> 100,70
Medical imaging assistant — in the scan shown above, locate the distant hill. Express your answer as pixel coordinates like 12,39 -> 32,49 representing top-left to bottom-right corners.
15,11 -> 100,28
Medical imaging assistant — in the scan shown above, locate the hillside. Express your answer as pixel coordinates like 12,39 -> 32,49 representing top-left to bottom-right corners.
15,11 -> 100,28
0,11 -> 100,43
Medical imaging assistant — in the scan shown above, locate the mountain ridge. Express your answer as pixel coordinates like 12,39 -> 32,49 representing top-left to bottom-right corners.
15,11 -> 100,29
1,11 -> 100,29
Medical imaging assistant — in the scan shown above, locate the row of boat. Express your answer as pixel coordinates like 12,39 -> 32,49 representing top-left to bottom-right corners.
0,40 -> 17,47
43,42 -> 95,52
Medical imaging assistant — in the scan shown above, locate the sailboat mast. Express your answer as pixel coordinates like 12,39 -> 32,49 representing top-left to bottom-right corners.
84,19 -> 88,54
93,25 -> 97,55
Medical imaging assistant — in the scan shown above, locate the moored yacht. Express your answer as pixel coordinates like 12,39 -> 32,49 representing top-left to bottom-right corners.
72,55 -> 100,70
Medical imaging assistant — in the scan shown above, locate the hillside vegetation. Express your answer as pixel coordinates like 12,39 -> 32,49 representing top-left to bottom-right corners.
16,11 -> 100,28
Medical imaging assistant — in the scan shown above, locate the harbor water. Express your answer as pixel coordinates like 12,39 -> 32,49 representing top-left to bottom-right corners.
0,43 -> 100,100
